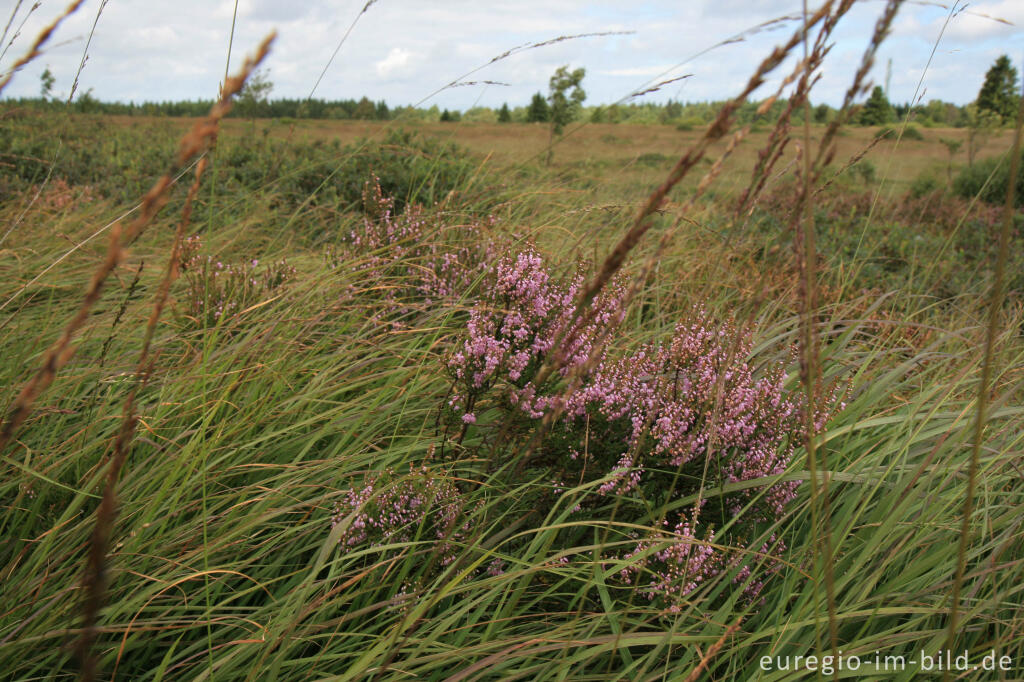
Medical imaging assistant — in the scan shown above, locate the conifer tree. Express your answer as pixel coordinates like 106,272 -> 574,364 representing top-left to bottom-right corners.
526,93 -> 549,123
859,86 -> 894,125
977,55 -> 1020,123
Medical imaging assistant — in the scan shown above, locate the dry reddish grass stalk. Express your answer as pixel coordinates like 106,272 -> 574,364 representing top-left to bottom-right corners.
787,2 -> 904,673
734,55 -> 822,217
682,617 -> 743,682
813,129 -> 888,197
0,0 -> 85,95
811,0 -> 902,174
735,0 -> 879,219
72,35 -> 272,673
87,157 -> 210,682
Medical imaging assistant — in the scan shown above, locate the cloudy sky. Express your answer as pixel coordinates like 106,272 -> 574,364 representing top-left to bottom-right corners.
1,0 -> 1021,110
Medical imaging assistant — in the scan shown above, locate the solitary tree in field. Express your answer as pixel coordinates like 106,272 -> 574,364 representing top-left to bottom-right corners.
976,55 -> 1020,123
353,96 -> 375,120
859,86 -> 894,125
526,93 -> 550,123
545,65 -> 586,165
813,103 -> 831,123
40,66 -> 55,101
237,68 -> 273,118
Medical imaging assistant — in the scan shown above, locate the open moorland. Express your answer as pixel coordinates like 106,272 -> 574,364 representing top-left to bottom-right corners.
1,6 -> 1023,682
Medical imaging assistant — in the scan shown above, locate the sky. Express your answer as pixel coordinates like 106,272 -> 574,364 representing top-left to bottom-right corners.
1,0 -> 1022,110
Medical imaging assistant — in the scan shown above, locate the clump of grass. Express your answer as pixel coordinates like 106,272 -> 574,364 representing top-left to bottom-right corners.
178,237 -> 297,329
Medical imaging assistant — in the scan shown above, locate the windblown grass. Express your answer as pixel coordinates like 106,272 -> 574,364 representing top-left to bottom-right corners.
1,3 -> 1022,681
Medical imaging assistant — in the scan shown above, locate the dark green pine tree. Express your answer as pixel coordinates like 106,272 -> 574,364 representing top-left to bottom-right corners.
976,55 -> 1020,123
526,92 -> 550,122
497,102 -> 511,123
859,86 -> 894,125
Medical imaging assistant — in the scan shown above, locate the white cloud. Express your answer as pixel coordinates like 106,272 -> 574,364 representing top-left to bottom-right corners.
375,47 -> 413,79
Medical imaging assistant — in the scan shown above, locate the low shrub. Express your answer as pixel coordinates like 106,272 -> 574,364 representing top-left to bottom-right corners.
902,123 -> 925,141
636,152 -> 671,167
853,159 -> 876,184
437,251 -> 843,608
224,128 -> 480,214
331,466 -> 472,569
0,115 -> 482,217
953,149 -> 1024,208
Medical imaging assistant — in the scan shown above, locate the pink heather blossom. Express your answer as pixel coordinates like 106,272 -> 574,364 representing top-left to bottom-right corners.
620,516 -> 722,604
447,248 -> 627,423
331,467 -> 472,568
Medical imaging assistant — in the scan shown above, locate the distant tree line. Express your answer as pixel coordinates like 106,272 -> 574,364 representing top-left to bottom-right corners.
1,93 -> 396,120
3,92 -> 1001,129
4,55 -> 1017,129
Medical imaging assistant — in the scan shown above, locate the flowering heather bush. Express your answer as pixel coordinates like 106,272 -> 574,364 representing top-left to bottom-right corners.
444,250 -> 844,608
447,249 -> 627,423
618,516 -> 786,609
561,317 -> 819,522
331,466 -> 472,568
619,518 -> 721,607
178,235 -> 296,328
327,177 -> 506,316
33,178 -> 97,212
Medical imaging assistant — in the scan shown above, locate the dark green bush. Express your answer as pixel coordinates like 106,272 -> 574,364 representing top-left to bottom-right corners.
0,115 -> 481,215
953,150 -> 1024,207
902,124 -> 925,141
220,128 -> 478,213
0,114 -> 175,202
876,124 -> 923,141
853,159 -> 876,184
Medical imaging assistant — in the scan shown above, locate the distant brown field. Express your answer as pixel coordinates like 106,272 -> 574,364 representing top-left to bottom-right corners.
108,114 -> 1016,202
